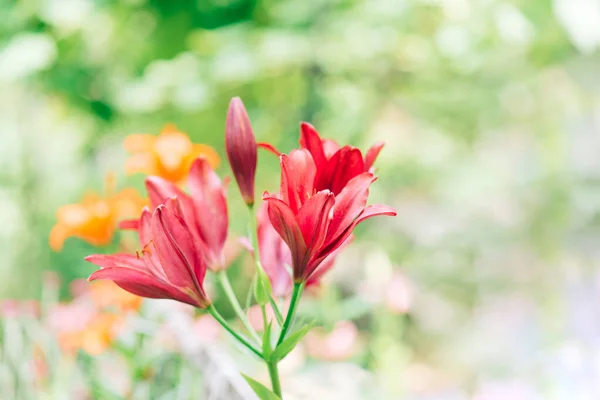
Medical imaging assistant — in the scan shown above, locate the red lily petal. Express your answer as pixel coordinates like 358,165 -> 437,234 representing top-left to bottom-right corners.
151,200 -> 206,294
145,176 -> 185,208
316,203 -> 396,265
89,267 -> 201,307
280,149 -> 316,214
188,158 -> 228,270
364,142 -> 384,172
299,123 -> 327,169
322,139 -> 340,158
306,235 -> 353,287
118,219 -> 139,230
264,196 -> 308,281
139,222 -> 168,283
257,203 -> 293,298
355,204 -> 397,225
145,176 -> 197,236
297,190 -> 335,277
138,208 -> 152,246
85,254 -> 147,272
257,142 -> 282,156
315,147 -> 364,194
330,147 -> 365,194
134,208 -> 169,280
140,241 -> 169,281
325,172 -> 376,245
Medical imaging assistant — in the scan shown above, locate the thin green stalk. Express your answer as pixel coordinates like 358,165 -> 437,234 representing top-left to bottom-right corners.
247,205 -> 284,326
217,270 -> 261,344
267,359 -> 282,398
207,305 -> 263,359
269,296 -> 284,326
277,282 -> 304,346
245,274 -> 256,310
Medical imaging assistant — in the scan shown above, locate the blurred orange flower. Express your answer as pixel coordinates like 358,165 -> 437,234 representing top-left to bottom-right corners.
49,183 -> 146,251
79,313 -> 123,355
124,124 -> 220,184
89,281 -> 142,312
48,300 -> 123,356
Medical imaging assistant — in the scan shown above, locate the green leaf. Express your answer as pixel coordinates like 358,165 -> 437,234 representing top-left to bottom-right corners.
271,322 -> 315,361
262,321 -> 273,358
242,373 -> 281,400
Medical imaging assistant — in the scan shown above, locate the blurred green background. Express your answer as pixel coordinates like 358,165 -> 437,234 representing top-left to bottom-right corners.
2,0 -> 600,398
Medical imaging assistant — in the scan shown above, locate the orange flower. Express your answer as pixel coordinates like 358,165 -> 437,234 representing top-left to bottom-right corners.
79,313 -> 122,355
89,281 -> 142,312
48,300 -> 123,356
49,182 -> 147,251
56,313 -> 122,356
124,124 -> 220,184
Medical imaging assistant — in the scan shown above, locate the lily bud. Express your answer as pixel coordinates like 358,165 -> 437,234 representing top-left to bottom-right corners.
225,97 -> 257,206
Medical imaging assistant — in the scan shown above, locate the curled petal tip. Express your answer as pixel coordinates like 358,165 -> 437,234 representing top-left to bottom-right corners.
262,191 -> 271,200
257,142 -> 282,156
87,270 -> 100,281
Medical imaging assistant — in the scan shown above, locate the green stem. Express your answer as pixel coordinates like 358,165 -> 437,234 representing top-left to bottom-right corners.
207,305 -> 263,359
217,270 -> 261,344
277,282 -> 304,346
247,205 -> 260,260
247,204 -> 284,326
267,359 -> 282,398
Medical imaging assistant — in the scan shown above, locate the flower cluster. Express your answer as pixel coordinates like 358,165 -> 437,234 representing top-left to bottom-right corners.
54,97 -> 396,399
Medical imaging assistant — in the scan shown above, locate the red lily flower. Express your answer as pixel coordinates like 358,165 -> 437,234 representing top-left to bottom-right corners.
86,198 -> 210,309
125,158 -> 230,272
259,122 -> 384,194
263,149 -> 396,283
256,203 -> 350,297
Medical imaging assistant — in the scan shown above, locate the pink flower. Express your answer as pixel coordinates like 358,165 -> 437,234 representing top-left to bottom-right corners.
305,321 -> 359,361
247,303 -> 284,332
385,273 -> 414,314
257,203 -> 293,297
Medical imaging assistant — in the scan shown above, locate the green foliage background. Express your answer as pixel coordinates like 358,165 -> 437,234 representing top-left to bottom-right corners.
2,0 -> 600,397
